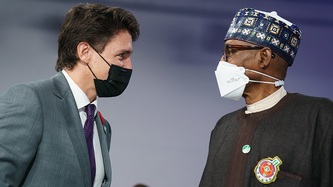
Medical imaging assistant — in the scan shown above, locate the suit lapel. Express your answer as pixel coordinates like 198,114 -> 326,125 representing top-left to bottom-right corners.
95,115 -> 112,183
52,73 -> 91,187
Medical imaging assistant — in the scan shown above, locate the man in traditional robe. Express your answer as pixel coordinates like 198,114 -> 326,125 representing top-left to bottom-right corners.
200,8 -> 333,187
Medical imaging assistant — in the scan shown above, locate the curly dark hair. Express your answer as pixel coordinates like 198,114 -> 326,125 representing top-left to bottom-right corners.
55,3 -> 140,72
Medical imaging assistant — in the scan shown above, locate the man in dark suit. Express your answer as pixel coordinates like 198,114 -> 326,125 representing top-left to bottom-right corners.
0,3 -> 140,187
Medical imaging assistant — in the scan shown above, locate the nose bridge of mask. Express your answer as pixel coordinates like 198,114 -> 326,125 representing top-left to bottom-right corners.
215,61 -> 249,98
245,69 -> 284,87
108,65 -> 132,82
216,60 -> 244,73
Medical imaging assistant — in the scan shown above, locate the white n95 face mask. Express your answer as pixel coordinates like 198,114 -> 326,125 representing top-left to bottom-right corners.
215,61 -> 249,101
214,60 -> 284,101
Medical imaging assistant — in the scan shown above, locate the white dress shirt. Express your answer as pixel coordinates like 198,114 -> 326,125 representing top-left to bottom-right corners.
62,70 -> 105,187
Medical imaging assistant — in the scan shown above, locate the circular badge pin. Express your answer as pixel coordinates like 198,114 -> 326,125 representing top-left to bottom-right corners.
242,144 -> 251,154
254,156 -> 282,184
103,125 -> 107,134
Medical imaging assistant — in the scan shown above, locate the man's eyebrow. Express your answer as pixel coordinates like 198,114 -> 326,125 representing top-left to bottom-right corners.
116,49 -> 133,54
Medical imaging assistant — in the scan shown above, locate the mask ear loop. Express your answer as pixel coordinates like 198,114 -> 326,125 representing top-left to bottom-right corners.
87,44 -> 111,80
90,45 -> 112,67
245,69 -> 284,87
87,64 -> 98,79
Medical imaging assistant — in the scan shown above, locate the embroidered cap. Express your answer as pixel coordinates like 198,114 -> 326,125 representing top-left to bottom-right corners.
225,8 -> 302,66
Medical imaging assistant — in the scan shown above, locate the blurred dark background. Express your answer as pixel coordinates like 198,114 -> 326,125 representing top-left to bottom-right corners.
1,0 -> 332,186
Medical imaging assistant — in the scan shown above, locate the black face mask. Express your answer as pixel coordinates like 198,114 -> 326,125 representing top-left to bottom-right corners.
88,46 -> 132,97
93,65 -> 132,97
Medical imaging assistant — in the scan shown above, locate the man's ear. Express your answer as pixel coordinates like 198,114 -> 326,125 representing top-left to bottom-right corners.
77,42 -> 91,63
258,47 -> 273,69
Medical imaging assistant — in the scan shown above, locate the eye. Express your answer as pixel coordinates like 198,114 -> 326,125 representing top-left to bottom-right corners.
228,48 -> 238,56
226,48 -> 232,56
118,51 -> 132,59
117,53 -> 126,60
224,48 -> 231,57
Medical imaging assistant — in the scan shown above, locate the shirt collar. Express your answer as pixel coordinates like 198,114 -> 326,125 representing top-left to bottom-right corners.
62,70 -> 98,112
245,86 -> 287,114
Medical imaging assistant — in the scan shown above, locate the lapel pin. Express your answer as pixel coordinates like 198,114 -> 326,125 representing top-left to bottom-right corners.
242,144 -> 251,154
103,125 -> 107,134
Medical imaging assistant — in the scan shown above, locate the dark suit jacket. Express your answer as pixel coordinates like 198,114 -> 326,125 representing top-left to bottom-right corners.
0,72 -> 112,187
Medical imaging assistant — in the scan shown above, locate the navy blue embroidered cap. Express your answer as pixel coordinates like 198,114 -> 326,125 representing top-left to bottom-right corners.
225,8 -> 302,66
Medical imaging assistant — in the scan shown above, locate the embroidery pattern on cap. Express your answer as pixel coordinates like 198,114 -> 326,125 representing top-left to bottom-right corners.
225,8 -> 302,66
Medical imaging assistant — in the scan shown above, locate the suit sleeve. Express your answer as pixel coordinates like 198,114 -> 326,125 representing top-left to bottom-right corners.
315,99 -> 333,186
0,84 -> 43,187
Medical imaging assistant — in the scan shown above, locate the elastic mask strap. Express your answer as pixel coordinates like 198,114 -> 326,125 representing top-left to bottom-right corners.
249,80 -> 284,87
87,64 -> 98,79
246,69 -> 284,87
90,45 -> 111,67
87,44 -> 112,80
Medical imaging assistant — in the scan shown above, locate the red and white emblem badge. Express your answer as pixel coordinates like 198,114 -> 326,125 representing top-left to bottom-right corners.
254,156 -> 282,184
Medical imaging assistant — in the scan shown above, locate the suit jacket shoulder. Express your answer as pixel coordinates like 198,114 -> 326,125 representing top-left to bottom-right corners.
0,72 -> 112,187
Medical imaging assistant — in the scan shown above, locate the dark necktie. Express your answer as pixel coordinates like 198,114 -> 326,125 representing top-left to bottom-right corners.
84,104 -> 96,186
